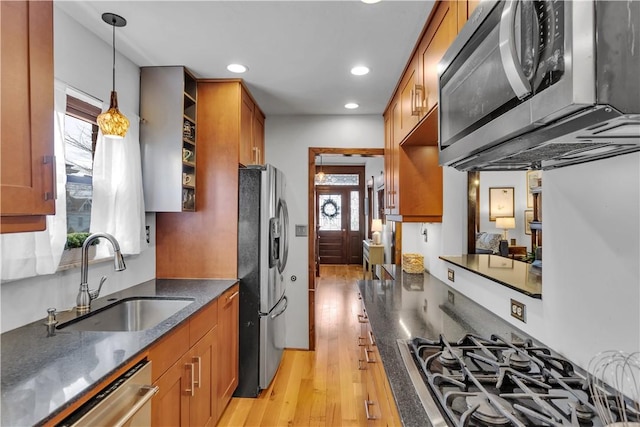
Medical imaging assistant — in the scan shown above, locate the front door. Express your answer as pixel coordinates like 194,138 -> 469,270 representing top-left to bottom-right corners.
317,185 -> 363,265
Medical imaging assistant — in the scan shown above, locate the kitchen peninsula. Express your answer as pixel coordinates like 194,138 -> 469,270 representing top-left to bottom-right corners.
440,254 -> 542,298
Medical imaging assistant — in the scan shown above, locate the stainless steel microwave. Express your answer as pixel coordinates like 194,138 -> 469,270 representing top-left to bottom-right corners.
438,0 -> 640,171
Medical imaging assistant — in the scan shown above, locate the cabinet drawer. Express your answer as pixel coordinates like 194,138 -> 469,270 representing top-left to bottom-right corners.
189,298 -> 218,347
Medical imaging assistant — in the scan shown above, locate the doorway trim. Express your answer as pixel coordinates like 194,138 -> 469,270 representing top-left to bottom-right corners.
307,147 -> 384,350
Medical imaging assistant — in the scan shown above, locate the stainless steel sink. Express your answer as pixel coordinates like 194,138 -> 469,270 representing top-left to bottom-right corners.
57,297 -> 194,332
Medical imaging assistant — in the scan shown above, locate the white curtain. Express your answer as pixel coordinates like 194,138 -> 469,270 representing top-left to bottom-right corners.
0,81 -> 68,281
90,110 -> 147,256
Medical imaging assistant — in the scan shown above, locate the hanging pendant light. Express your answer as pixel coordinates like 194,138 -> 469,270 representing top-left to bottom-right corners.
97,13 -> 130,139
315,155 -> 326,184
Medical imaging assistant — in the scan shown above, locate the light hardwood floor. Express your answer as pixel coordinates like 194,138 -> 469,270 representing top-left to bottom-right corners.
217,264 -> 398,426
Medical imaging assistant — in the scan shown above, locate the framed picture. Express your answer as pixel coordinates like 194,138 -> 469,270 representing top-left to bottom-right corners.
524,210 -> 533,235
489,187 -> 514,221
526,170 -> 542,207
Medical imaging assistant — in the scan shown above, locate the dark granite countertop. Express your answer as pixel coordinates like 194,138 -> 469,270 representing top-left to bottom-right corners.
357,265 -> 537,427
440,254 -> 542,298
1,278 -> 237,426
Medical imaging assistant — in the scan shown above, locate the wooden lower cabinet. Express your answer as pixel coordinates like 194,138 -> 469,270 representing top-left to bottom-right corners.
217,284 -> 239,411
356,294 -> 401,425
150,289 -> 238,427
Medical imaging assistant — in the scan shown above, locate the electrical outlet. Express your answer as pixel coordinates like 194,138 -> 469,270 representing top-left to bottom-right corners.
448,290 -> 455,304
447,268 -> 455,282
510,299 -> 526,322
145,225 -> 150,244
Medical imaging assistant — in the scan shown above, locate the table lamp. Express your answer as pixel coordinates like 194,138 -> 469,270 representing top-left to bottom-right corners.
496,217 -> 515,242
371,219 -> 383,244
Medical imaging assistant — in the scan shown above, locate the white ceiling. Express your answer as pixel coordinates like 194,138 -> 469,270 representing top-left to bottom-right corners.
55,0 -> 434,116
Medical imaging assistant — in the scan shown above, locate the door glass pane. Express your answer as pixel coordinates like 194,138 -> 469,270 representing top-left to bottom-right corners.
318,174 -> 359,186
350,191 -> 359,231
319,195 -> 341,231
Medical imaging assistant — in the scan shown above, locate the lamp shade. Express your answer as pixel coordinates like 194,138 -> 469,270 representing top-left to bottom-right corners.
97,91 -> 130,139
371,219 -> 383,232
496,217 -> 515,229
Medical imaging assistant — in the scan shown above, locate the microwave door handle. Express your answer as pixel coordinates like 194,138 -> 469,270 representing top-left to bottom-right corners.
499,0 -> 531,100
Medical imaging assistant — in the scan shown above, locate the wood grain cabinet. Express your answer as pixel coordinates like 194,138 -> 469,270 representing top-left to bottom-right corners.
0,0 -> 55,233
140,66 -> 198,212
217,284 -> 239,413
240,87 -> 265,166
382,0 -> 475,222
150,297 -> 226,426
356,293 -> 401,425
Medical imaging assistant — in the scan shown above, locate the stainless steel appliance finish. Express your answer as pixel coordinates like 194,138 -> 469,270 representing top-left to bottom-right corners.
236,164 -> 289,397
58,360 -> 157,427
399,334 -> 640,427
438,0 -> 640,171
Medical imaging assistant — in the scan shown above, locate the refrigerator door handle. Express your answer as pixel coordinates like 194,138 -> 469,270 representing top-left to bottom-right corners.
270,295 -> 288,319
277,199 -> 289,273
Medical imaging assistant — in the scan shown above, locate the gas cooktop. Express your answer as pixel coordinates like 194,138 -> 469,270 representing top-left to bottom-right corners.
398,334 -> 639,427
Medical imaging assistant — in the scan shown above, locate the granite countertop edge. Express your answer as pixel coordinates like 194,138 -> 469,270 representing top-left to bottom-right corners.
1,278 -> 237,426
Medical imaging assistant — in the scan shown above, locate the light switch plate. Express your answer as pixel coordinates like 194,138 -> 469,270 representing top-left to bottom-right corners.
295,225 -> 308,237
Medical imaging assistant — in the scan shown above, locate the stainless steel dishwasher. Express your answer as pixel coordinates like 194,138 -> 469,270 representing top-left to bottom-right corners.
57,359 -> 158,427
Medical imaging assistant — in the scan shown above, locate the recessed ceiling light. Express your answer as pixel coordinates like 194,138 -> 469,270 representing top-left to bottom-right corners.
351,66 -> 370,76
345,103 -> 359,109
361,0 -> 381,4
227,64 -> 248,73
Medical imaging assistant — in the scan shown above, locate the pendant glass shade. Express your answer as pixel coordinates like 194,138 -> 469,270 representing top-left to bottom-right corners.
99,13 -> 129,139
98,91 -> 129,139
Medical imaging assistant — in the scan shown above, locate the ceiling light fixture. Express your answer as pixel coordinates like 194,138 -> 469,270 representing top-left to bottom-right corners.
227,63 -> 248,73
315,156 -> 326,185
345,103 -> 359,109
97,13 -> 130,139
361,0 -> 381,4
351,66 -> 370,76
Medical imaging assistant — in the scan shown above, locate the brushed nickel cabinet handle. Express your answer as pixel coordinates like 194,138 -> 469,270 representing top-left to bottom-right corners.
193,356 -> 202,388
364,399 -> 377,420
368,330 -> 376,346
364,347 -> 376,363
357,313 -> 369,323
43,155 -> 56,201
185,362 -> 195,396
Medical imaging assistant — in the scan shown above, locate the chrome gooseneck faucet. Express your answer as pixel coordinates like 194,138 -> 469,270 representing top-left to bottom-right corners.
76,232 -> 126,313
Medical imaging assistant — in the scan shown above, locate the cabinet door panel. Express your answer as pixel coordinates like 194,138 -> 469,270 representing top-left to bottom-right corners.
239,90 -> 254,166
218,284 -> 239,411
399,57 -> 420,139
418,0 -> 458,116
252,111 -> 265,164
190,328 -> 217,427
152,357 -> 190,427
1,0 -> 55,232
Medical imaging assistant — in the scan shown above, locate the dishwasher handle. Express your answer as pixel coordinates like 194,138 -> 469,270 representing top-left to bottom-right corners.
113,385 -> 159,427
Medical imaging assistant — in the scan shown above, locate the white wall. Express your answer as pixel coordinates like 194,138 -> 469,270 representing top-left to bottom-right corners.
404,153 -> 640,370
0,7 -> 155,333
266,115 -> 384,349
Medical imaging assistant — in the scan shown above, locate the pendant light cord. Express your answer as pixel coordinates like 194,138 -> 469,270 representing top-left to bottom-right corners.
111,18 -> 116,91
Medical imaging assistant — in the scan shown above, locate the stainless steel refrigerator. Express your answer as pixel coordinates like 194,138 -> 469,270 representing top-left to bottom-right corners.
236,164 -> 289,397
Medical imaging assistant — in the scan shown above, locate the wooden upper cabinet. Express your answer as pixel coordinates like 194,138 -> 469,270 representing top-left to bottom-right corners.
1,0 -> 55,233
239,87 -> 265,167
398,55 -> 421,143
459,0 -> 481,30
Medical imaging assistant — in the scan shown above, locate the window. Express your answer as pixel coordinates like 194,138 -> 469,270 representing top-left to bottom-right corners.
64,95 -> 100,234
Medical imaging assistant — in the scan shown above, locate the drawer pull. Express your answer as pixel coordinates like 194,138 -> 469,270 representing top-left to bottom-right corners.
364,348 -> 376,363
364,399 -> 377,420
358,358 -> 366,370
368,330 -> 376,346
357,313 -> 369,323
358,336 -> 367,346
